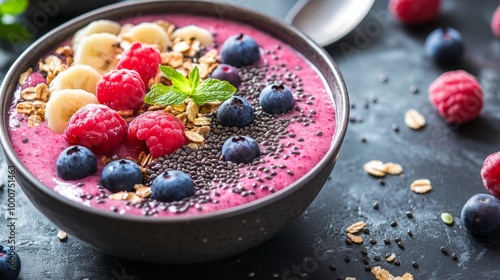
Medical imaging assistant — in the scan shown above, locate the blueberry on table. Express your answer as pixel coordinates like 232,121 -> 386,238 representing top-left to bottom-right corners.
217,96 -> 254,128
0,244 -> 21,280
425,27 -> 464,66
220,33 -> 261,67
151,170 -> 195,202
101,159 -> 143,193
461,193 -> 500,235
222,135 -> 260,164
210,64 -> 242,87
259,84 -> 295,115
56,145 -> 97,180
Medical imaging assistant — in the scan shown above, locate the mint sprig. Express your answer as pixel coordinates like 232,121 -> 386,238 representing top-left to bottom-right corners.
145,65 -> 236,106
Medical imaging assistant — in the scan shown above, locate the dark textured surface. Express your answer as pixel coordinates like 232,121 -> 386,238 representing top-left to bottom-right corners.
1,0 -> 500,279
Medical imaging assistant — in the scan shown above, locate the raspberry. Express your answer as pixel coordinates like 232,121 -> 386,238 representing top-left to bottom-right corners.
116,42 -> 161,85
481,151 -> 500,199
96,69 -> 145,111
64,104 -> 128,156
127,111 -> 186,157
491,5 -> 500,37
428,70 -> 483,123
389,0 -> 441,24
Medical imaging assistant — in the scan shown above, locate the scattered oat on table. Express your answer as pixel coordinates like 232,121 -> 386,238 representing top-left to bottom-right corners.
371,266 -> 414,280
410,179 -> 432,194
346,221 -> 367,234
364,161 -> 403,177
57,230 -> 67,241
404,109 -> 426,130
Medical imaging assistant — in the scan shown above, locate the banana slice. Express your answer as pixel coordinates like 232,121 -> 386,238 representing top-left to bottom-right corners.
73,33 -> 120,74
49,65 -> 102,95
123,22 -> 170,51
45,89 -> 99,133
171,25 -> 213,46
72,20 -> 121,51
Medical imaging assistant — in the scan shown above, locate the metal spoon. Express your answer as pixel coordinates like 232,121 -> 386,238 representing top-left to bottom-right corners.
285,0 -> 375,46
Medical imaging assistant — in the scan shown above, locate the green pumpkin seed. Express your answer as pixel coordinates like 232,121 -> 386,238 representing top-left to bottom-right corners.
441,212 -> 454,225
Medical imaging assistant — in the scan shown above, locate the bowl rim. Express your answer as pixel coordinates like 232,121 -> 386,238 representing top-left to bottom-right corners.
0,0 -> 349,224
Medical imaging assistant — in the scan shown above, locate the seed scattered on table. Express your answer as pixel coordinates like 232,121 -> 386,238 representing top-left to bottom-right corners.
440,246 -> 448,255
441,212 -> 454,225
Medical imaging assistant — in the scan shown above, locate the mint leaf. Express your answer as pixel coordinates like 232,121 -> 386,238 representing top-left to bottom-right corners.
188,66 -> 200,90
159,65 -> 191,94
145,83 -> 188,106
192,78 -> 236,105
145,65 -> 236,106
0,0 -> 29,15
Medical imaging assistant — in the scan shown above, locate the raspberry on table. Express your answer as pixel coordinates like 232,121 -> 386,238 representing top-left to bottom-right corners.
64,104 -> 128,156
481,151 -> 500,199
116,42 -> 161,85
96,68 -> 146,112
127,111 -> 187,157
428,70 -> 483,124
388,0 -> 441,24
491,5 -> 500,38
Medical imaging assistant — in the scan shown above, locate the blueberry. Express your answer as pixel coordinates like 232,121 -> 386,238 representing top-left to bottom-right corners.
210,64 -> 242,87
0,244 -> 21,280
259,84 -> 295,114
101,159 -> 143,193
151,170 -> 195,202
56,145 -> 97,180
217,96 -> 254,128
222,135 -> 260,164
425,27 -> 465,66
220,33 -> 260,67
461,193 -> 500,235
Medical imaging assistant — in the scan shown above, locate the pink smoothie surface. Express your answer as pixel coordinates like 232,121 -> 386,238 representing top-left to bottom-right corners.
8,14 -> 336,217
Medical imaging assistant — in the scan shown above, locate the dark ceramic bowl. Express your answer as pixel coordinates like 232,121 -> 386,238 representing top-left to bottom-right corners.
0,0 -> 349,263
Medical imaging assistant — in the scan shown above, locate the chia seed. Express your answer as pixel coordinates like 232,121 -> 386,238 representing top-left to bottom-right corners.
390,220 -> 398,227
452,253 -> 459,261
406,211 -> 414,219
440,246 -> 448,255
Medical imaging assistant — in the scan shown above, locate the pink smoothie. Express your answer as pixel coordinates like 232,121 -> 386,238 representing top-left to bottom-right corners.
8,14 -> 335,217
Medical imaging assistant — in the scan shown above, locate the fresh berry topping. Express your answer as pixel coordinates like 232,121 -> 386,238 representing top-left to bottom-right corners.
56,145 -> 97,180
217,96 -> 254,128
101,159 -> 143,193
481,151 -> 500,198
0,244 -> 21,280
22,71 -> 46,89
425,27 -> 464,66
388,0 -> 441,24
127,111 -> 187,157
259,84 -> 295,115
461,193 -> 500,235
64,104 -> 127,156
116,42 -> 161,85
220,33 -> 261,67
428,70 -> 483,123
210,64 -> 242,87
151,170 -> 195,202
96,69 -> 146,111
222,135 -> 260,164
492,5 -> 500,37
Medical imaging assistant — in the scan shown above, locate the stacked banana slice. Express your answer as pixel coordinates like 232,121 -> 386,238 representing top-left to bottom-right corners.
44,19 -> 215,134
